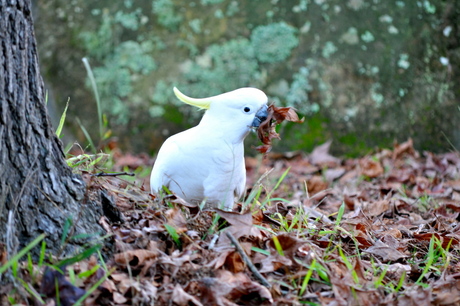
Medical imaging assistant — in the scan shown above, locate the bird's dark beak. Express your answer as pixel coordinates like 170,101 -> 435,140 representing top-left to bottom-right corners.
251,105 -> 268,128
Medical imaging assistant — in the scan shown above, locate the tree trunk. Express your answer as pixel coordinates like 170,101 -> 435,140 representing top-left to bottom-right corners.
0,0 -> 104,257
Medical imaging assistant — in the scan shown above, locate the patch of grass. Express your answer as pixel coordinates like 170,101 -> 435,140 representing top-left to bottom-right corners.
0,231 -> 107,305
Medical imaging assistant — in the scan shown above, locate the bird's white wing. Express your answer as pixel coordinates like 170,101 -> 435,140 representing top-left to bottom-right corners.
151,128 -> 245,208
151,128 -> 207,200
202,141 -> 245,209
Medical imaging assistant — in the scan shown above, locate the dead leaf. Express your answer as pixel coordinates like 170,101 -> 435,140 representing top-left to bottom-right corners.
309,140 -> 341,167
255,105 -> 304,153
164,207 -> 188,234
360,158 -> 384,178
113,292 -> 128,304
225,251 -> 246,273
172,284 -> 203,306
393,138 -> 417,159
362,200 -> 390,216
216,210 -> 263,249
114,249 -> 158,268
364,240 -> 408,262
307,175 -> 328,195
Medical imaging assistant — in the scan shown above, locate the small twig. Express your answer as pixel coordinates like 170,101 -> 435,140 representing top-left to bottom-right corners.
92,172 -> 135,177
225,231 -> 271,288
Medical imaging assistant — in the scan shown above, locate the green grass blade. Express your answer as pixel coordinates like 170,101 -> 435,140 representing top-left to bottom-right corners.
164,224 -> 181,248
68,266 -> 76,285
55,277 -> 61,306
0,234 -> 46,274
74,268 -> 115,306
264,168 -> 291,207
273,167 -> 291,192
11,260 -> 18,278
17,279 -> 45,304
56,98 -> 69,138
375,265 -> 389,288
98,250 -> 109,273
76,117 -> 96,153
38,240 -> 46,268
395,271 -> 406,292
77,264 -> 100,278
251,247 -> 270,256
299,259 -> 316,296
335,202 -> 345,226
416,235 -> 435,284
272,236 -> 284,256
27,253 -> 33,277
60,217 -> 73,246
56,244 -> 102,267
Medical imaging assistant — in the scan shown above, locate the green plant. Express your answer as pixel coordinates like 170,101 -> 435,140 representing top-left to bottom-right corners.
415,235 -> 452,284
261,167 -> 291,208
66,153 -> 111,171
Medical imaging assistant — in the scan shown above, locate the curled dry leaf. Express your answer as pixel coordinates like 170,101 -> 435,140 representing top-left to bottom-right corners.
256,105 -> 304,153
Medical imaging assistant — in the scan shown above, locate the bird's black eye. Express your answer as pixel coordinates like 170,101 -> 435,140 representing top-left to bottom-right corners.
244,107 -> 251,113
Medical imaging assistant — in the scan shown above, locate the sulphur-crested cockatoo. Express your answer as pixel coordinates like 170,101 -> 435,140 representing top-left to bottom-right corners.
150,87 -> 268,210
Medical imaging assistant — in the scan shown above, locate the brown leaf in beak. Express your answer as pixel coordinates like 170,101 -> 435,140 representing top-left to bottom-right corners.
255,105 -> 304,153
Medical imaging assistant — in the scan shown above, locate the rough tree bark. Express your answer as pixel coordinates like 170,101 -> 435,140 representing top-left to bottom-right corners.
0,0 -> 104,258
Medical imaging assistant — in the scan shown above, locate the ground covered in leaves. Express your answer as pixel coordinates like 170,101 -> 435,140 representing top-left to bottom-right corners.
3,139 -> 460,305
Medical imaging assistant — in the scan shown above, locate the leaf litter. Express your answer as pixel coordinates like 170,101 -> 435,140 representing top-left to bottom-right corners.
5,139 -> 460,305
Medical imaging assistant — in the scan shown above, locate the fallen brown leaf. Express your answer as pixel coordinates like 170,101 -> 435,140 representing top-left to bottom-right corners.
364,240 -> 408,262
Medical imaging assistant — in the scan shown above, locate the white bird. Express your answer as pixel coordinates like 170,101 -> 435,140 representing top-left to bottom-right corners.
150,87 -> 268,210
